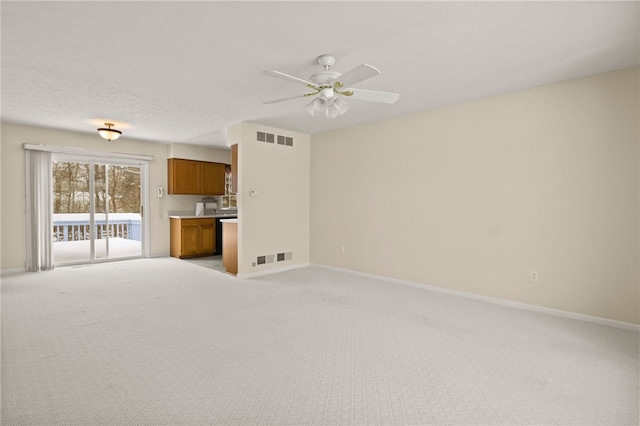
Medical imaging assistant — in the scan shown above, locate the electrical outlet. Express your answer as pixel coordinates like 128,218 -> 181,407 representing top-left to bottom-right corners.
530,270 -> 539,282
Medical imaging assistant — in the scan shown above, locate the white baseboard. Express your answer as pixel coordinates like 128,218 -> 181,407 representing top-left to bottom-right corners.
311,263 -> 639,333
149,252 -> 171,259
238,262 -> 310,279
1,267 -> 27,276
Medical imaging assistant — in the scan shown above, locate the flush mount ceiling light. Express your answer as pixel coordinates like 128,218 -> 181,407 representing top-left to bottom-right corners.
263,54 -> 399,119
97,123 -> 122,141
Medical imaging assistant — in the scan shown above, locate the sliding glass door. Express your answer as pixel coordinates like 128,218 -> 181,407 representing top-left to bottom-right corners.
52,156 -> 145,265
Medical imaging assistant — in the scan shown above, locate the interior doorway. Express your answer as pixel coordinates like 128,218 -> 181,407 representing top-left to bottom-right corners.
52,156 -> 147,266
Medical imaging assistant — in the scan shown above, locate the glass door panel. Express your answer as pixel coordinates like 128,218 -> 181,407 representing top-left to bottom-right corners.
52,160 -> 91,264
93,163 -> 108,260
100,163 -> 142,260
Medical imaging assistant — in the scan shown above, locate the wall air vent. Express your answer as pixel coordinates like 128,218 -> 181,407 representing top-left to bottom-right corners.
257,131 -> 275,143
257,131 -> 293,147
254,252 -> 293,267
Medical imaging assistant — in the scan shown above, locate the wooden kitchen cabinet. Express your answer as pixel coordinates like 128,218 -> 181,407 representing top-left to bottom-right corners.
202,162 -> 226,195
170,218 -> 216,258
167,158 -> 226,195
222,220 -> 238,275
198,219 -> 216,253
231,144 -> 238,194
168,158 -> 200,194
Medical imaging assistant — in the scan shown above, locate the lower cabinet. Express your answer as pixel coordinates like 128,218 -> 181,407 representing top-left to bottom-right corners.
222,221 -> 238,275
170,218 -> 216,258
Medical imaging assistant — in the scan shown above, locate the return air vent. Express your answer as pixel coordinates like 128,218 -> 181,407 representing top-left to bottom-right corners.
257,131 -> 293,147
254,251 -> 293,267
257,132 -> 274,143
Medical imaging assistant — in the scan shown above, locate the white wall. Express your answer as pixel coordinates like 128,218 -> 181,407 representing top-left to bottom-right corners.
310,67 -> 639,325
168,143 -> 230,164
228,122 -> 310,276
0,123 -> 230,270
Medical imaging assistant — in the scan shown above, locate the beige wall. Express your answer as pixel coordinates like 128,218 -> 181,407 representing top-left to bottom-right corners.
228,122 -> 310,276
168,143 -> 230,164
310,67 -> 639,325
0,123 -> 230,270
2,68 -> 637,325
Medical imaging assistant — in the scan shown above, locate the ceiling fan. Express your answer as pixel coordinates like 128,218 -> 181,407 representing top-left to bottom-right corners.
263,54 -> 400,118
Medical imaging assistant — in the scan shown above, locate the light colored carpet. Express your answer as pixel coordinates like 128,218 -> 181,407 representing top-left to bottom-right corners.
1,258 -> 638,425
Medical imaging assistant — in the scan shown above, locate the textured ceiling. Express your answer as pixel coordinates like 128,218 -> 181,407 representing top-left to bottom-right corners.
2,1 -> 638,148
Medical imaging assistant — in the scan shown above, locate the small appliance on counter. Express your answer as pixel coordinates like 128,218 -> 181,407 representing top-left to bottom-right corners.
194,202 -> 205,216
202,197 -> 218,215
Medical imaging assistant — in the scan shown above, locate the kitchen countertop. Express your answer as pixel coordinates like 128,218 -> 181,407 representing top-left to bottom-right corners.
219,218 -> 238,224
169,212 -> 237,219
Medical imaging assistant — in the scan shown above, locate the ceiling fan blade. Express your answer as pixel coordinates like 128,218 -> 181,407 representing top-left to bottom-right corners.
263,92 -> 318,104
335,64 -> 381,88
348,88 -> 400,104
263,70 -> 319,88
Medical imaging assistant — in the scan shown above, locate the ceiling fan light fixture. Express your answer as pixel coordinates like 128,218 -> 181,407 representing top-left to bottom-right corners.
97,123 -> 122,141
305,101 -> 317,116
305,96 -> 330,116
264,54 -> 398,118
306,95 -> 348,119
325,104 -> 340,119
313,96 -> 329,112
333,96 -> 349,115
323,96 -> 349,118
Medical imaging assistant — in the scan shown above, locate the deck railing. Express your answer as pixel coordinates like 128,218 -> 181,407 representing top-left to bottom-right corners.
53,213 -> 141,242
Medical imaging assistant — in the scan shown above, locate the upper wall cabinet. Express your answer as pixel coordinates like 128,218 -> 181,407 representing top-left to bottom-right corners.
202,161 -> 226,195
168,158 -> 226,195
